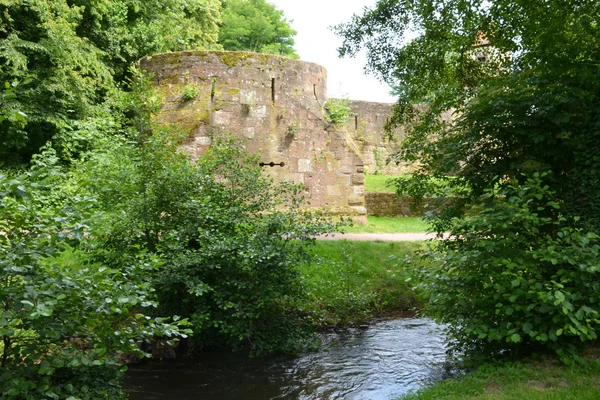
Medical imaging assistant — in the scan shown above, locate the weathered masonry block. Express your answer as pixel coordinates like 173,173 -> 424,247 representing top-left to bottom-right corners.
140,51 -> 404,219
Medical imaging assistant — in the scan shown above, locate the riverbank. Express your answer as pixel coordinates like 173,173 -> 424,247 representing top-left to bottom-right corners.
400,354 -> 600,400
302,240 -> 426,328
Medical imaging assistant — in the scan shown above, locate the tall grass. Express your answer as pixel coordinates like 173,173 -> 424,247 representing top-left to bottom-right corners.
301,240 -> 426,327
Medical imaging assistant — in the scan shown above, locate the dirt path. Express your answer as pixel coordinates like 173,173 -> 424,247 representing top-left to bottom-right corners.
318,232 -> 440,242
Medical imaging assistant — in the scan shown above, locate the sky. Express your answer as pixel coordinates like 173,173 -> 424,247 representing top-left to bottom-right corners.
268,0 -> 396,103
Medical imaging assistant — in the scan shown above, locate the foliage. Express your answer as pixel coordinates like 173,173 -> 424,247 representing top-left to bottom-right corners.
413,174 -> 600,360
182,84 -> 200,101
64,70 -> 339,355
0,0 -> 221,165
78,132 -> 339,355
70,0 -> 222,80
0,174 -> 189,400
219,0 -> 298,58
337,0 -> 600,362
0,78 -> 28,132
324,98 -> 351,127
336,0 -> 600,232
0,0 -> 115,164
286,119 -> 299,137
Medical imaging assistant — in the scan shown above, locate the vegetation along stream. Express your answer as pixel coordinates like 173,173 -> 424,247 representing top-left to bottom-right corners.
123,317 -> 447,400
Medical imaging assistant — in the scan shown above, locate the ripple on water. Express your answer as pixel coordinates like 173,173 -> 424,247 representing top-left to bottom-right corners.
123,318 -> 447,400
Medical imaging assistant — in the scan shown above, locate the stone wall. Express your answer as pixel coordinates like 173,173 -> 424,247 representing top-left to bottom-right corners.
365,193 -> 426,217
344,101 -> 414,176
139,51 -> 367,218
365,193 -> 458,217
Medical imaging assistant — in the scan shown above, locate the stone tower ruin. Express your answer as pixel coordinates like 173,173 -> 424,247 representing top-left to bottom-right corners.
140,51 -> 406,219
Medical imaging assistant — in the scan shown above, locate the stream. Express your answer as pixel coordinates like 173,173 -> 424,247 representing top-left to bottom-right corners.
123,317 -> 448,400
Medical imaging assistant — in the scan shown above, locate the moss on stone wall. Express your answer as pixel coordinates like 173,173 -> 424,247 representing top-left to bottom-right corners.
218,52 -> 253,67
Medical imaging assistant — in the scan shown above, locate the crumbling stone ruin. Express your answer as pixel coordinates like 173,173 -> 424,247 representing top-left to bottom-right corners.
140,51 -> 406,219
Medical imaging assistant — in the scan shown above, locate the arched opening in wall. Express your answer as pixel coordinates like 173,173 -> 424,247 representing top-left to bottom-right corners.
211,77 -> 217,104
271,78 -> 276,104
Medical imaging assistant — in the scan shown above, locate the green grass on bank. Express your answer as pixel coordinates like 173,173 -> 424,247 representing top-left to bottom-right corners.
301,240 -> 426,327
344,216 -> 430,233
400,358 -> 600,400
365,174 -> 397,193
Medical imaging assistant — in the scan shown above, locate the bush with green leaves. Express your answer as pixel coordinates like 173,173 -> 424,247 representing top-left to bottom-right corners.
73,130 -> 339,355
0,174 -> 190,399
414,174 -> 600,361
324,98 -> 351,127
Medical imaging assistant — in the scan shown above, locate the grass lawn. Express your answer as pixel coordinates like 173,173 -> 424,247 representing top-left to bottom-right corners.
400,358 -> 600,400
344,216 -> 430,233
301,240 -> 426,327
365,174 -> 397,193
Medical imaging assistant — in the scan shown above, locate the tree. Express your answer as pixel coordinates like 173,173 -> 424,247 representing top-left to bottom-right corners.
0,0 -> 222,165
219,0 -> 298,58
70,0 -> 222,80
336,0 -> 600,359
0,0 -> 114,165
336,0 -> 600,231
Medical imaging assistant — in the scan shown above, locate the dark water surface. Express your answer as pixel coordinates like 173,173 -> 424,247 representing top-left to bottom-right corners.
123,317 -> 447,400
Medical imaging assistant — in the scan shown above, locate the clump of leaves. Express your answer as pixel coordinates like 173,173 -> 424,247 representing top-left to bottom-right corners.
182,84 -> 200,101
324,98 -> 351,126
286,119 -> 299,137
414,173 -> 600,362
0,174 -> 190,400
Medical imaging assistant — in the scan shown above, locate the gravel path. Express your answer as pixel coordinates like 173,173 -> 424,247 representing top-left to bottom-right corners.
317,232 -> 440,242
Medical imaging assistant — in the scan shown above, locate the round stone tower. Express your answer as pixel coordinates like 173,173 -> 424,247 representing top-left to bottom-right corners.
140,51 -> 366,218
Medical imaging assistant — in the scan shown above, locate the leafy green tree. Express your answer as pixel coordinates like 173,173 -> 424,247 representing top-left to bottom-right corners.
0,0 -> 115,164
70,0 -> 222,80
336,0 -> 600,230
415,174 -> 600,360
75,131 -> 337,355
337,0 -> 600,359
0,0 -> 222,165
219,0 -> 298,58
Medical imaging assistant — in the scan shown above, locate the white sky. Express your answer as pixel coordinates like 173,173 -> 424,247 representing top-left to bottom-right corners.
268,0 -> 397,103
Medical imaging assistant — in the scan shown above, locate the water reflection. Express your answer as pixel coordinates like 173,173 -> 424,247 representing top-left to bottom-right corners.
123,318 -> 447,400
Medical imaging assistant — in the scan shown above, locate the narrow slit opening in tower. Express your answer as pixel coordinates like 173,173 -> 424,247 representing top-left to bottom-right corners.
313,84 -> 317,98
355,115 -> 358,130
271,78 -> 276,104
211,77 -> 217,103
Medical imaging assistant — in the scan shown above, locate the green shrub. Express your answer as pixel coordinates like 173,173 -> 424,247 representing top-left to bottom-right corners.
0,174 -> 189,400
324,98 -> 351,126
78,132 -> 339,355
414,173 -> 600,361
182,84 -> 199,101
